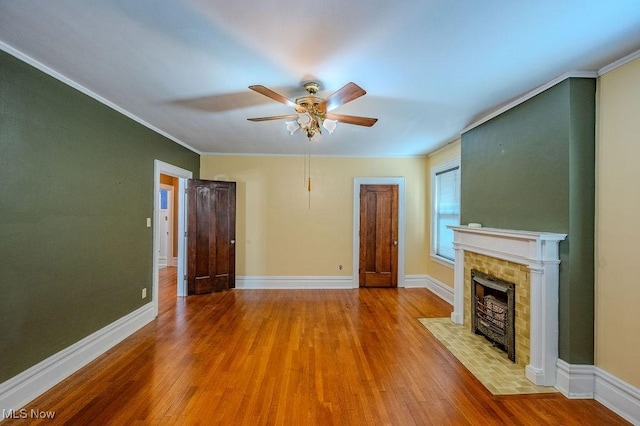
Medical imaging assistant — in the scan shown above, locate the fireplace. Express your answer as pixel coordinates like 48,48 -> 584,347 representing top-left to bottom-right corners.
449,225 -> 566,386
471,269 -> 515,362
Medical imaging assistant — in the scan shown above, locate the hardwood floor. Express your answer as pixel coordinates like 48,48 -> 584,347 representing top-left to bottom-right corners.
7,267 -> 628,425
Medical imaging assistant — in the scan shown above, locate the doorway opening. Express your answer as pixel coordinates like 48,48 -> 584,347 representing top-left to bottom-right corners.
153,160 -> 193,317
158,183 -> 174,269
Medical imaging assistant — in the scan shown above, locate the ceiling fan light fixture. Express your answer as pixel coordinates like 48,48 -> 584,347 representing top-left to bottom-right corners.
322,118 -> 337,134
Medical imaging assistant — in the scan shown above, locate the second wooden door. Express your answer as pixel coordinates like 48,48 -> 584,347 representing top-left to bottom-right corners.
359,184 -> 398,287
187,179 -> 236,295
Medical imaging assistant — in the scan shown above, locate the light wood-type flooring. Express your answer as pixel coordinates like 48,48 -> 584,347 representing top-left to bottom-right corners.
6,268 -> 628,425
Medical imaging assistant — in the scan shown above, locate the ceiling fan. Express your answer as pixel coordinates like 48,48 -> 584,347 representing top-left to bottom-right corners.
247,82 -> 378,141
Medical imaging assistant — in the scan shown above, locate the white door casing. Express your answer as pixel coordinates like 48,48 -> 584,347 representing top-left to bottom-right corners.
153,160 -> 193,316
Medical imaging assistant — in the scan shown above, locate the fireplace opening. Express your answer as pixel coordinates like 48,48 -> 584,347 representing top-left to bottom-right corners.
471,269 -> 516,362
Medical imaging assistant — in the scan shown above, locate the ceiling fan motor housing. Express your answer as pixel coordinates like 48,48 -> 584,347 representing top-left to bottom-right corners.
296,82 -> 325,117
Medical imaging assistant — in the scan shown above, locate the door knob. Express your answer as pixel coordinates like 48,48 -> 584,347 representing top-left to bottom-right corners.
231,239 -> 236,244
393,240 -> 398,246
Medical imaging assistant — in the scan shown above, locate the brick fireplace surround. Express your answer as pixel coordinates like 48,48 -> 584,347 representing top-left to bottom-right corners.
449,225 -> 566,386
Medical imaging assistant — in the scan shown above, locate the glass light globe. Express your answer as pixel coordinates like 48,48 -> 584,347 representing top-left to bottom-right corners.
285,120 -> 299,135
322,119 -> 337,134
297,112 -> 312,129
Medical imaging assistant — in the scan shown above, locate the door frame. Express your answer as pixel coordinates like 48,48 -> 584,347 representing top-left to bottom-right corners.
153,160 -> 192,317
352,177 -> 406,289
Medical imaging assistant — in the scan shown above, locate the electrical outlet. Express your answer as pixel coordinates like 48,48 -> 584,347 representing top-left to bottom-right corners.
146,218 -> 151,227
142,288 -> 147,299
339,264 -> 343,270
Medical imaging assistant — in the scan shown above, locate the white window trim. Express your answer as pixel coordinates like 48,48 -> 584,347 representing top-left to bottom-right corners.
430,157 -> 460,268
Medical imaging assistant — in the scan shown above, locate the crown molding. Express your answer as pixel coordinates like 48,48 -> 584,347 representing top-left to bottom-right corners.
461,70 -> 598,135
462,48 -> 640,137
0,41 -> 201,155
201,152 -> 428,158
427,137 -> 461,157
598,48 -> 640,75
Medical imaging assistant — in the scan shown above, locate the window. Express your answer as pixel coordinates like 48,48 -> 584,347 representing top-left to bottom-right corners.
431,158 -> 460,264
159,189 -> 168,210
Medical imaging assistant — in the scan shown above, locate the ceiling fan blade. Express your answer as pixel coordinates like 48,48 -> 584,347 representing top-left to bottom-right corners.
248,85 -> 303,112
320,82 -> 366,112
325,113 -> 378,127
247,114 -> 299,122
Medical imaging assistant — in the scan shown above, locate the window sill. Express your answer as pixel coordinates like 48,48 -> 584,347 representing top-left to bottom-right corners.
430,254 -> 455,269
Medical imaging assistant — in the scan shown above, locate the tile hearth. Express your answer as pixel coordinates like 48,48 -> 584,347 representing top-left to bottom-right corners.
419,318 -> 558,395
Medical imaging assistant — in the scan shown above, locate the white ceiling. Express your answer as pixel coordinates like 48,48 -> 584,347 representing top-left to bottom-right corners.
1,1 -> 640,157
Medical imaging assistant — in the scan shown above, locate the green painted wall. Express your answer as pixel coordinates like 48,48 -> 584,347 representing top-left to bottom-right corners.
0,50 -> 200,382
565,79 -> 596,363
460,78 -> 596,364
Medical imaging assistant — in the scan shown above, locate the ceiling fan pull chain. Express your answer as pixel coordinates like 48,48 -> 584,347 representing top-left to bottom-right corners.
303,146 -> 307,189
307,141 -> 312,209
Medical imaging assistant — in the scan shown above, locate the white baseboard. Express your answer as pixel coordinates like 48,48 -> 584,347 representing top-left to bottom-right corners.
404,275 -> 428,288
236,276 -> 353,289
425,275 -> 454,305
556,359 -> 640,425
235,275 -> 454,292
555,360 -> 595,398
595,367 -> 640,425
0,303 -> 155,413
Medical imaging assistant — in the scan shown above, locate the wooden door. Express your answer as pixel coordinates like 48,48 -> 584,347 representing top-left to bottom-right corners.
359,184 -> 398,287
187,179 -> 236,295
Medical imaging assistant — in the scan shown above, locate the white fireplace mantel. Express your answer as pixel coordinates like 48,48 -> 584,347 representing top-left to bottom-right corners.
448,225 -> 567,386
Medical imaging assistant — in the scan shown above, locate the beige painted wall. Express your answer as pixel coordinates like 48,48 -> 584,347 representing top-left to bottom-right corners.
200,155 -> 429,277
425,140 -> 461,287
595,57 -> 640,388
